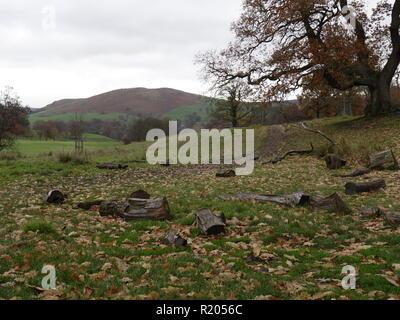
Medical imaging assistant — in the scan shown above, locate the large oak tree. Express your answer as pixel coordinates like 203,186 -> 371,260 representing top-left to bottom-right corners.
197,0 -> 400,116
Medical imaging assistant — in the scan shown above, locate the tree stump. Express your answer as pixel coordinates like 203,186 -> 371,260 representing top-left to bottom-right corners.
311,193 -> 352,214
129,190 -> 151,199
46,190 -> 66,204
216,170 -> 236,178
384,211 -> 400,227
97,163 -> 128,170
369,150 -> 399,170
161,230 -> 188,247
325,154 -> 347,170
195,209 -> 226,236
123,198 -> 171,221
345,179 -> 386,195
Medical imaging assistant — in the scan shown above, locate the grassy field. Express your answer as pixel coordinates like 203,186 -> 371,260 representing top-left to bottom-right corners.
29,112 -> 133,124
0,116 -> 400,300
13,134 -> 120,156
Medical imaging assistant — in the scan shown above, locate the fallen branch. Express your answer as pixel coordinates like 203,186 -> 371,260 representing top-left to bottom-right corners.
263,143 -> 314,165
219,191 -> 311,207
332,169 -> 370,178
299,122 -> 335,146
219,191 -> 351,213
97,163 -> 128,170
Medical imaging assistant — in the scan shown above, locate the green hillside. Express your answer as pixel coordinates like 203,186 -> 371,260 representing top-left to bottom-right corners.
29,112 -> 133,124
164,102 -> 214,122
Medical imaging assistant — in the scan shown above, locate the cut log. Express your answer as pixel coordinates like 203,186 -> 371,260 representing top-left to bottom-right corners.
46,190 -> 66,204
123,198 -> 171,221
195,209 -> 226,236
263,143 -> 314,165
161,230 -> 188,247
216,170 -> 236,178
369,150 -> 399,170
345,179 -> 386,195
219,191 -> 311,207
311,193 -> 351,214
360,206 -> 383,218
77,200 -> 105,210
384,211 -> 400,227
129,190 -> 151,199
325,154 -> 347,170
332,169 -> 370,178
99,201 -> 125,218
97,163 -> 128,170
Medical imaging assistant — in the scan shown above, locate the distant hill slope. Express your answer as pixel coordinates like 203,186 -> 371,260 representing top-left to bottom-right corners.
38,88 -> 205,117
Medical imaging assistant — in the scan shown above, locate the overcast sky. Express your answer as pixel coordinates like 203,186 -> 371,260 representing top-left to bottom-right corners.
0,0 -> 243,108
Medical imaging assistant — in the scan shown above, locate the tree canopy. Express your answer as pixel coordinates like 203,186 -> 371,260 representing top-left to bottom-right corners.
197,0 -> 400,116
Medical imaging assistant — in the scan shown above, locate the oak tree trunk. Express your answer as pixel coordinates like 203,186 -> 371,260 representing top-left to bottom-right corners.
365,80 -> 394,116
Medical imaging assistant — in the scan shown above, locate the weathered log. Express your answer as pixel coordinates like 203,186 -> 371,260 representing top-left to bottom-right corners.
129,190 -> 151,199
263,143 -> 314,165
332,169 -> 370,178
219,191 -> 311,207
97,163 -> 128,170
325,154 -> 347,170
195,209 -> 226,236
161,230 -> 188,247
311,193 -> 351,214
46,190 -> 66,204
369,150 -> 399,170
384,211 -> 400,227
123,198 -> 171,221
360,206 -> 383,218
345,179 -> 386,195
216,170 -> 236,178
77,200 -> 105,210
99,201 -> 125,217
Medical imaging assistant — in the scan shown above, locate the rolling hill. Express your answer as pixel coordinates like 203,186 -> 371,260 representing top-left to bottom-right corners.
32,88 -> 210,123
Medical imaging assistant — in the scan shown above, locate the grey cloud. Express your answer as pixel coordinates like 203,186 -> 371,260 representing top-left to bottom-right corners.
0,0 -> 243,107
